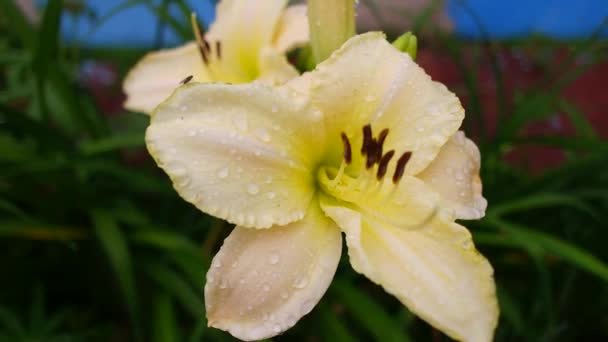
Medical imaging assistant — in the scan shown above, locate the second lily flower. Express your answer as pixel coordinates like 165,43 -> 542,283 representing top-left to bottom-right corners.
123,0 -> 309,113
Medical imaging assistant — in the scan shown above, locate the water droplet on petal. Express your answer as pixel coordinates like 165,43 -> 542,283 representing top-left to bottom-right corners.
247,183 -> 260,195
262,284 -> 270,292
293,275 -> 308,289
219,279 -> 228,289
280,291 -> 289,299
217,167 -> 229,179
273,324 -> 281,333
300,299 -> 314,314
266,192 -> 276,200
233,114 -> 248,132
255,128 -> 271,142
268,252 -> 280,265
271,105 -> 278,113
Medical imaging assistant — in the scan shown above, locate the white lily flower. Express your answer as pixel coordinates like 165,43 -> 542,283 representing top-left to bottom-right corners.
123,0 -> 309,114
145,32 -> 498,342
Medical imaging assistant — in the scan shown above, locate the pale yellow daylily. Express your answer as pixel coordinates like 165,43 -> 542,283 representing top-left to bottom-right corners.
145,32 -> 498,341
123,0 -> 309,113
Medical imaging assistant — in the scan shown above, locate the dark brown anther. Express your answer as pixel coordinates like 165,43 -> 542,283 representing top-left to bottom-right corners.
392,151 -> 412,183
365,140 -> 378,169
375,128 -> 389,164
361,124 -> 372,155
180,75 -> 193,85
340,132 -> 352,164
203,39 -> 211,54
215,41 -> 222,59
377,128 -> 389,147
198,45 -> 209,64
376,150 -> 395,180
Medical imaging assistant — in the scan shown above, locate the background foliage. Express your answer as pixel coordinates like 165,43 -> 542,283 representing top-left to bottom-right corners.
1,0 -> 607,341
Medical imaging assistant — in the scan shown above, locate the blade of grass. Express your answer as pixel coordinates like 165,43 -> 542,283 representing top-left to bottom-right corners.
0,0 -> 36,48
317,302 -> 355,342
152,293 -> 180,342
79,131 -> 145,156
488,192 -> 598,220
486,218 -> 608,283
330,279 -> 410,342
143,263 -> 204,319
90,209 -> 141,340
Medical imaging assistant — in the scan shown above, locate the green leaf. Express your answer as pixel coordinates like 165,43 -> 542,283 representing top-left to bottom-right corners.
488,192 -> 598,220
559,100 -> 597,139
90,209 -> 141,339
79,131 -> 145,156
487,218 -> 608,283
131,230 -> 202,257
152,293 -> 180,342
143,263 -> 204,319
317,302 -> 355,342
496,286 -> 526,336
330,279 -> 410,342
0,306 -> 24,337
0,0 -> 35,48
33,0 -> 63,77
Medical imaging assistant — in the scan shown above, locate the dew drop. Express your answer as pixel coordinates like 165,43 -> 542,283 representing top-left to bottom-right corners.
262,284 -> 270,292
266,192 -> 276,200
255,127 -> 271,142
272,324 -> 281,333
364,95 -> 375,102
293,275 -> 308,289
247,183 -> 260,195
300,299 -> 314,314
231,261 -> 238,268
212,260 -> 222,268
268,252 -> 280,265
280,291 -> 289,299
271,105 -> 278,113
233,113 -> 248,132
416,126 -> 425,133
217,167 -> 229,179
187,129 -> 197,137
219,279 -> 228,289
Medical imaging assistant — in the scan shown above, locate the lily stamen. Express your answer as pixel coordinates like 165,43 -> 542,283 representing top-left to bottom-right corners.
392,151 -> 412,184
376,150 -> 395,180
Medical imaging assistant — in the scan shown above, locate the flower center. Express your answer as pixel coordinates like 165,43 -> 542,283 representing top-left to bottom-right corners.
317,124 -> 439,230
329,123 -> 413,186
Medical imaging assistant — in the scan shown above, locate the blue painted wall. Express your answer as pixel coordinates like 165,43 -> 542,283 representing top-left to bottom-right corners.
51,0 -> 607,47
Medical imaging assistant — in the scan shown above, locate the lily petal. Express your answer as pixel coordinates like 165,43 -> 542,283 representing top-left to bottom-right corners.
273,4 -> 309,53
308,32 -> 464,174
205,204 -> 342,341
146,82 -> 324,228
320,196 -> 498,342
417,131 -> 487,219
208,0 -> 287,80
123,42 -> 209,114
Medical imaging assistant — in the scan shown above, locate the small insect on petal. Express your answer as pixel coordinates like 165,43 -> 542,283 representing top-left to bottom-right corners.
180,75 -> 194,85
